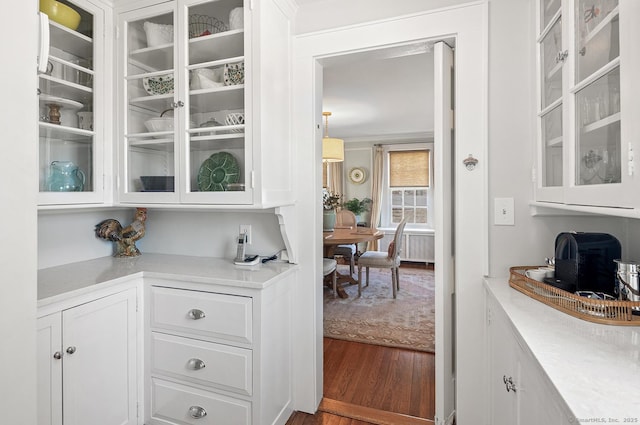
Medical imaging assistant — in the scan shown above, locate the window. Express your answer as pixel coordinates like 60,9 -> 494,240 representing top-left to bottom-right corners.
381,144 -> 432,229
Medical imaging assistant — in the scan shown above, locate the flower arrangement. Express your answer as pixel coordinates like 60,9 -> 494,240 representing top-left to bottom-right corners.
322,190 -> 342,210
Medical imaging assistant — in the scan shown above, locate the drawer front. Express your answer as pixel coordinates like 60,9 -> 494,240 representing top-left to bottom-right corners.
151,286 -> 252,344
151,378 -> 250,425
151,332 -> 252,396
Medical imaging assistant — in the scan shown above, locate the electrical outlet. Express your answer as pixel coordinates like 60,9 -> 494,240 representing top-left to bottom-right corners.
494,198 -> 514,226
239,224 -> 252,244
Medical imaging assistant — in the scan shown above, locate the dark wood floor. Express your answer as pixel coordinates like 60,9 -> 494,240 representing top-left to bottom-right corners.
287,262 -> 435,425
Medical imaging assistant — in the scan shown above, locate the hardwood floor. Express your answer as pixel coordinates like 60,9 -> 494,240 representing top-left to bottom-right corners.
287,263 -> 435,425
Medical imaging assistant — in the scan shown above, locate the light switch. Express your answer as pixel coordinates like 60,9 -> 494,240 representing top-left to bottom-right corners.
494,198 -> 514,226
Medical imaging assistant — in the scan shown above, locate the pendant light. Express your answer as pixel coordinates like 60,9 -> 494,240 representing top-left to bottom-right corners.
322,111 -> 344,162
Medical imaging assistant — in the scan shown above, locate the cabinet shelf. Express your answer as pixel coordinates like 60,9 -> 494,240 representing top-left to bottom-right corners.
546,136 -> 562,147
49,20 -> 92,58
582,111 -> 620,133
189,29 -> 244,64
39,122 -> 94,142
39,74 -> 93,104
129,44 -> 173,72
582,6 -> 619,46
190,85 -> 244,112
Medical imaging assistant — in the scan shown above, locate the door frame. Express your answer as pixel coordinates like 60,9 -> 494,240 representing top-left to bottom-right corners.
291,2 -> 488,423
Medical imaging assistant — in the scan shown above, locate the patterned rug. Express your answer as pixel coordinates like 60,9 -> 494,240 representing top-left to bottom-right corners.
323,265 -> 435,353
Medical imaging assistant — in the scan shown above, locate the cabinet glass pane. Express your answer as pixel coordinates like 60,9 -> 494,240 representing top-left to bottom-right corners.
186,1 -> 246,193
575,0 -> 619,82
124,12 -> 176,193
540,17 -> 563,109
575,68 -> 621,186
541,105 -> 563,187
39,0 -> 95,193
540,0 -> 561,32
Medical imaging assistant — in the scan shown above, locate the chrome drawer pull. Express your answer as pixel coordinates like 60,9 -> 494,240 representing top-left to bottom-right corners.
187,358 -> 206,370
188,309 -> 206,320
189,405 -> 207,419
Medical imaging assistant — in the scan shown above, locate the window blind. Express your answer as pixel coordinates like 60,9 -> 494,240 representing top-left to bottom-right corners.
389,150 -> 430,187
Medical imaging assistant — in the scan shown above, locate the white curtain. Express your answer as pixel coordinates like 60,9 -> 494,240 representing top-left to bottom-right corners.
328,162 -> 344,202
368,145 -> 384,251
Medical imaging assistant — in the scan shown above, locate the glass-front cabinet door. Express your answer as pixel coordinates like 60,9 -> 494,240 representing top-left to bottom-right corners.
535,0 -> 640,208
118,0 -> 250,205
38,0 -> 103,206
568,0 -> 626,205
537,0 -> 564,201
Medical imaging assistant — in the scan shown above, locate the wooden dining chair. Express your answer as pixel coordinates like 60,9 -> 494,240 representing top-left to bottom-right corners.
356,219 -> 407,298
333,210 -> 357,275
323,258 -> 338,297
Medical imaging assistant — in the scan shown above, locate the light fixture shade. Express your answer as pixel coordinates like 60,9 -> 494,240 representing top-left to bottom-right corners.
322,137 -> 344,162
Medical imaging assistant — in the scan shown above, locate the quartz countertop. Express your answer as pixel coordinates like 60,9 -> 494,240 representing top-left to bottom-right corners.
38,254 -> 297,307
485,278 -> 640,424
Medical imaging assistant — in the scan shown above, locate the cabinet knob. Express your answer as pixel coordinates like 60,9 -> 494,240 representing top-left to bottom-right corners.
171,100 -> 185,108
188,309 -> 206,320
188,406 -> 207,419
187,358 -> 206,370
66,346 -> 76,355
53,351 -> 62,360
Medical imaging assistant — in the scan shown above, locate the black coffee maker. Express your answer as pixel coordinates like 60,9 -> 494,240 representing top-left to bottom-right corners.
547,232 -> 621,295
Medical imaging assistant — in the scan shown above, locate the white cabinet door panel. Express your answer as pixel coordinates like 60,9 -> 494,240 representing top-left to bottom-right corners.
37,313 -> 62,425
62,289 -> 137,425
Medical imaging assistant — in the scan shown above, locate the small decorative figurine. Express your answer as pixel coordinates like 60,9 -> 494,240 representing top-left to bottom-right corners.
95,208 -> 147,257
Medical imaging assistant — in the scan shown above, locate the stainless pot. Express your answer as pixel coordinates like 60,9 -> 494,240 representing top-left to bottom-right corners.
614,259 -> 640,313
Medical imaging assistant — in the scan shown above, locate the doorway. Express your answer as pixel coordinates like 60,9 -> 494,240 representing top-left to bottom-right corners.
291,4 -> 488,423
320,43 -> 439,422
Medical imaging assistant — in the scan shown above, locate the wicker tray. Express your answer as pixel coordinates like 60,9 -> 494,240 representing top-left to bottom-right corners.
509,266 -> 640,326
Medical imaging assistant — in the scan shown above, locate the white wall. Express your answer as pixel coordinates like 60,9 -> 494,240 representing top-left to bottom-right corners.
0,2 -> 38,423
39,209 -> 286,269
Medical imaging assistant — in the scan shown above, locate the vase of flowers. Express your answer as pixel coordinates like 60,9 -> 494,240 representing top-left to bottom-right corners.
322,190 -> 341,231
342,197 -> 372,222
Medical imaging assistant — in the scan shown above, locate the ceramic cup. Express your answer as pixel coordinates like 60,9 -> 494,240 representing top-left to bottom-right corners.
538,267 -> 554,279
525,269 -> 547,281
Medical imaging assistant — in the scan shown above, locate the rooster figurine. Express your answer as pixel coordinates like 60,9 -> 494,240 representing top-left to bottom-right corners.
95,208 -> 147,257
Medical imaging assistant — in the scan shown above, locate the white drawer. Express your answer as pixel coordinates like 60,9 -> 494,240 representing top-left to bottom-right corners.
150,378 -> 250,425
151,286 -> 252,344
151,332 -> 252,396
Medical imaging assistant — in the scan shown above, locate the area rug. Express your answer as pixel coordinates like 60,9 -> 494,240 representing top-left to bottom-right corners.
323,265 -> 435,353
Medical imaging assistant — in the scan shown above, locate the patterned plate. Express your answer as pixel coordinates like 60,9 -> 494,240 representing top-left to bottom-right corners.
142,74 -> 174,96
197,152 -> 240,191
223,62 -> 244,86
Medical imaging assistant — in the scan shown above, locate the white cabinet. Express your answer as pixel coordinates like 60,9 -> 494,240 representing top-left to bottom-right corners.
145,275 -> 293,425
486,295 -> 573,425
38,0 -> 108,207
535,0 -> 640,208
37,289 -> 138,425
116,0 -> 293,207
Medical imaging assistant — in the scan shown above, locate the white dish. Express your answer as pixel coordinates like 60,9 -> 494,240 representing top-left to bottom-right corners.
39,94 -> 83,109
143,74 -> 174,96
143,22 -> 173,47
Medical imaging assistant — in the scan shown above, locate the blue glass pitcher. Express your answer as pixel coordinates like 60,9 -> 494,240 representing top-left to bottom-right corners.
47,161 -> 85,192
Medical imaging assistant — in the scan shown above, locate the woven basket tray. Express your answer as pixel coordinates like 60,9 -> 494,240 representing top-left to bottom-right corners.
509,266 -> 640,326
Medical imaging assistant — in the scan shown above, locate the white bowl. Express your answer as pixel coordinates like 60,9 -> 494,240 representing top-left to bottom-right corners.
143,22 -> 173,47
144,117 -> 173,133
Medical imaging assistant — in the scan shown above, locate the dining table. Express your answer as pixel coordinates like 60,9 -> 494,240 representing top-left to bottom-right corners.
323,226 -> 384,298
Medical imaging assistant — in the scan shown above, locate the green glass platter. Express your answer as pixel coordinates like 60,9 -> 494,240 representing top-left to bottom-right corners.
197,151 -> 240,191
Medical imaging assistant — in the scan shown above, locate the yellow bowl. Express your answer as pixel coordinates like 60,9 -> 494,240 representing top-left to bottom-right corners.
40,0 -> 81,31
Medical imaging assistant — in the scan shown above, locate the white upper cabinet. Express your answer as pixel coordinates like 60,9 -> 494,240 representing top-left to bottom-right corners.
38,0 -> 107,207
535,0 -> 640,209
116,0 -> 294,207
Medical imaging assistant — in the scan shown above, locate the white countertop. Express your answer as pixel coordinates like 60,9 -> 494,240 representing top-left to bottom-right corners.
38,254 -> 297,307
485,278 -> 640,423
